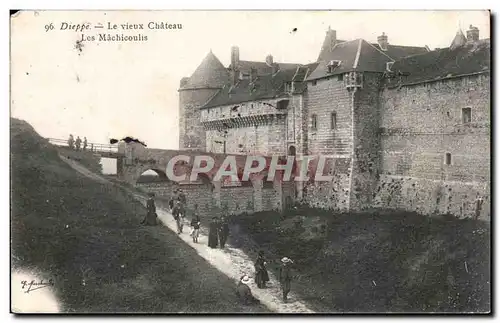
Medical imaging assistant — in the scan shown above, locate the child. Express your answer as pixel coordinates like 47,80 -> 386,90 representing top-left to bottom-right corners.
190,210 -> 201,243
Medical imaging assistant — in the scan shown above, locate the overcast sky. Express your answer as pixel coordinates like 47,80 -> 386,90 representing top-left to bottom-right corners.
11,10 -> 490,150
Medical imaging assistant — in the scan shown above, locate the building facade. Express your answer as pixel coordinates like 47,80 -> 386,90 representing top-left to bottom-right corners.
178,25 -> 490,220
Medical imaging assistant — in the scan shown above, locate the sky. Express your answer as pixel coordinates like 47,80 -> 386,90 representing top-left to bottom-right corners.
11,10 -> 490,151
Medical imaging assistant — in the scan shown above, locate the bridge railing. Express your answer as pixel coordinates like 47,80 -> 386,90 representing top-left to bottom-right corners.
47,138 -> 119,153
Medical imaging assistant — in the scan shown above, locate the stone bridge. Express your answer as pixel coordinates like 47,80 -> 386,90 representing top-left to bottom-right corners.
116,142 -> 300,216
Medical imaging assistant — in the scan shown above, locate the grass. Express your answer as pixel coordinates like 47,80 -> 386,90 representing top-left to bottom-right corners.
55,146 -> 103,174
226,205 -> 490,313
10,118 -> 269,313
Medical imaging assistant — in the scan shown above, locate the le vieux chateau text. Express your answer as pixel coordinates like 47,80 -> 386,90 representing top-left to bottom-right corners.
59,22 -> 182,42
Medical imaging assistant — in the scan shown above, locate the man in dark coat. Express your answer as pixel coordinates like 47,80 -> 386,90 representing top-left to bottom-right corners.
254,251 -> 270,289
178,190 -> 187,205
219,215 -> 229,248
141,193 -> 157,225
208,216 -> 219,248
278,257 -> 293,303
235,275 -> 260,305
168,197 -> 174,211
475,197 -> 484,220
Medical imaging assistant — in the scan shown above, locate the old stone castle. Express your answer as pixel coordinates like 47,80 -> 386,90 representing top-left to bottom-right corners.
177,25 -> 490,219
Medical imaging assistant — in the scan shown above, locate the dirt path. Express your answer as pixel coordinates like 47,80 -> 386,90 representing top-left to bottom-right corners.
60,155 -> 315,313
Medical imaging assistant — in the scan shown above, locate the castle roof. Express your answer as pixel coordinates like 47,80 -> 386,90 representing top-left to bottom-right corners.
181,51 -> 230,89
386,39 -> 490,88
307,39 -> 394,81
233,60 -> 302,75
370,43 -> 429,60
202,62 -> 318,108
450,30 -> 468,50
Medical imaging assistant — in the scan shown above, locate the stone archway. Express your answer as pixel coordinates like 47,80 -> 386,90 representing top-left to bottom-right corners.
288,145 -> 297,156
135,167 -> 175,199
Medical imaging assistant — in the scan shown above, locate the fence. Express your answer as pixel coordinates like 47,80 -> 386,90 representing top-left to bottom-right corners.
47,138 -> 119,154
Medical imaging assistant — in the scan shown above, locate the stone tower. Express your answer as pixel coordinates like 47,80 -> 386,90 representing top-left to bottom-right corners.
178,51 -> 229,151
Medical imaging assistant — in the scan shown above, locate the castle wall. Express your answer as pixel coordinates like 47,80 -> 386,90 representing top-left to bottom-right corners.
286,94 -> 308,156
307,75 -> 353,156
136,182 -> 175,199
301,75 -> 354,210
201,98 -> 288,155
350,73 -> 382,210
374,73 -> 491,219
205,120 -> 286,155
179,88 -> 219,151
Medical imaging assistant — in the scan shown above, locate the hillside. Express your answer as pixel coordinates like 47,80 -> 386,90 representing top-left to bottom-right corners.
227,207 -> 491,313
10,118 -> 269,313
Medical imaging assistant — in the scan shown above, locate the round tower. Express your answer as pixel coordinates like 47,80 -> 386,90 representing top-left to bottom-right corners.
178,51 -> 229,151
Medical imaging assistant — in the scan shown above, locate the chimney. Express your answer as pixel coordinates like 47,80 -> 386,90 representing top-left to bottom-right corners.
466,25 -> 479,42
231,70 -> 239,86
327,26 -> 337,51
377,32 -> 388,51
266,54 -> 274,66
250,67 -> 257,82
231,46 -> 240,70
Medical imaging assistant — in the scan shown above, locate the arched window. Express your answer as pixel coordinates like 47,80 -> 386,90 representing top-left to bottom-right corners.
288,145 -> 296,156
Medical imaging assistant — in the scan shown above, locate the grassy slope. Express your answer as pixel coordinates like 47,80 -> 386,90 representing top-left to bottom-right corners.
10,118 -> 269,313
227,207 -> 490,313
56,146 -> 103,174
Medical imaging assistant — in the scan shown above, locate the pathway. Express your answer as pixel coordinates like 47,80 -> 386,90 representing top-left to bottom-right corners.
60,155 -> 315,313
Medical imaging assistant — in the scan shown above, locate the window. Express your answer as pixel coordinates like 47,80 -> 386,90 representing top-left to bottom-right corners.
277,99 -> 289,110
330,112 -> 337,130
337,74 -> 344,81
327,60 -> 341,74
445,153 -> 452,165
312,80 -> 317,86
311,114 -> 317,131
462,107 -> 472,124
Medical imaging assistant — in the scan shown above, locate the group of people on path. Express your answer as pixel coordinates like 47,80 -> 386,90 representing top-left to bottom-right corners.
236,254 -> 294,305
141,189 -> 294,306
208,215 -> 230,249
67,134 -> 90,151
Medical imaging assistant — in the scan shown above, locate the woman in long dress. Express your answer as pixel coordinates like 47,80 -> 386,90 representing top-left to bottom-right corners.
208,217 -> 219,248
254,251 -> 270,288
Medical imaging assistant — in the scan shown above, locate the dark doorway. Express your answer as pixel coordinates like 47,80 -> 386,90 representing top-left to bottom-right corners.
288,145 -> 296,156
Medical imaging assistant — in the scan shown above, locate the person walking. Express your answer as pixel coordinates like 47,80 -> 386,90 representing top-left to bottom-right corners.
172,200 -> 183,234
75,136 -> 82,151
141,193 -> 157,226
208,216 -> 219,249
190,204 -> 201,243
254,251 -> 270,289
83,137 -> 88,151
178,189 -> 187,205
67,134 -> 74,150
219,214 -> 229,248
235,275 -> 260,305
278,257 -> 294,303
475,196 -> 484,220
168,196 -> 174,211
